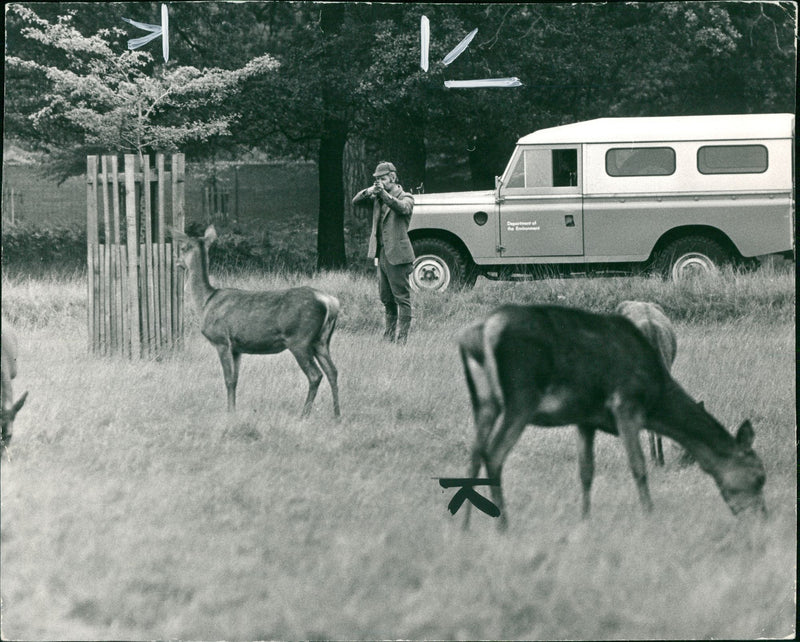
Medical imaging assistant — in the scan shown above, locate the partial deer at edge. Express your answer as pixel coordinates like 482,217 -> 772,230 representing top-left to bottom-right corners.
2,324 -> 29,451
173,226 -> 340,418
458,304 -> 766,530
615,300 -> 677,466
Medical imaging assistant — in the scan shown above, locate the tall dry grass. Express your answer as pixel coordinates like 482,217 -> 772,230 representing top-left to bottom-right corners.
0,265 -> 795,640
2,259 -> 794,332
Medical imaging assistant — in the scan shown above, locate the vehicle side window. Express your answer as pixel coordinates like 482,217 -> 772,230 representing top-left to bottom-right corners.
606,147 -> 675,176
697,145 -> 768,174
506,148 -> 578,188
505,152 -> 526,188
552,149 -> 578,186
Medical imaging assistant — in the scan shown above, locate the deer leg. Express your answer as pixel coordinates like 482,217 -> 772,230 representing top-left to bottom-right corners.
231,352 -> 241,409
215,345 -> 240,412
462,445 -> 482,531
485,414 -> 528,531
290,346 -> 323,418
576,424 -> 597,519
313,342 -> 340,418
461,354 -> 503,530
463,400 -> 502,530
611,400 -> 653,513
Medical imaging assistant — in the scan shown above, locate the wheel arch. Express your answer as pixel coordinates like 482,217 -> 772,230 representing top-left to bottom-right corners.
408,228 -> 476,266
649,225 -> 743,262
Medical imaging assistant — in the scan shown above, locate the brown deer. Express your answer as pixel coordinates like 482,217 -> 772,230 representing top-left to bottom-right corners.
2,325 -> 29,450
173,226 -> 340,417
458,304 -> 766,530
615,300 -> 677,466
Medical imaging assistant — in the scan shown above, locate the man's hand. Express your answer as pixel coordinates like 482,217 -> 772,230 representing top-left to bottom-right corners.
373,183 -> 389,202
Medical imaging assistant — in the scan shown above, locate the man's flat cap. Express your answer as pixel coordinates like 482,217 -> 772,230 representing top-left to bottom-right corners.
372,161 -> 397,177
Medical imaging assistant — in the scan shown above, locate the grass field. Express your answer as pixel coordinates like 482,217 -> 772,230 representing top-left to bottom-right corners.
0,266 -> 795,640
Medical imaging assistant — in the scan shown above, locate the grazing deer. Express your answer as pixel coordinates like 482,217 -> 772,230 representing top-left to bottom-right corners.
458,304 -> 766,530
615,301 -> 677,466
173,226 -> 341,418
2,325 -> 29,450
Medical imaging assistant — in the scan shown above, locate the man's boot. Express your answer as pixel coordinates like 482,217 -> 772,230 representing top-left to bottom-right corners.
397,312 -> 412,345
383,313 -> 397,342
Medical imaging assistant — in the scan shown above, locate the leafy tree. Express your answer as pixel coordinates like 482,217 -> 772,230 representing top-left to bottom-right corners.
5,3 -> 279,180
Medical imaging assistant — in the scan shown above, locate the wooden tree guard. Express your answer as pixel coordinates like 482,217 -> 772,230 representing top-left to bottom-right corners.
86,153 -> 185,358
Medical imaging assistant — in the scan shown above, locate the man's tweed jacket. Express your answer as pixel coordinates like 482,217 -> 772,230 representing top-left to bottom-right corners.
353,184 -> 415,265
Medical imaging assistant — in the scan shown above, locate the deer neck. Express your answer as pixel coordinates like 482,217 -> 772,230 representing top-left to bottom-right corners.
650,379 -> 737,479
186,247 -> 216,311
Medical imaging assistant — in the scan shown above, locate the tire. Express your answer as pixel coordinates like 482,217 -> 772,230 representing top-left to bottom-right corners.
410,238 -> 477,292
655,236 -> 728,281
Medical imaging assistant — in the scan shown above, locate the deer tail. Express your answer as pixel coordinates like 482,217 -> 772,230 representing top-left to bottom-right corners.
315,292 -> 340,346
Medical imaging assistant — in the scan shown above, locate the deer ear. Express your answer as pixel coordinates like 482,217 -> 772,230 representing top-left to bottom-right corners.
735,419 -> 755,449
10,391 -> 27,417
204,225 -> 218,245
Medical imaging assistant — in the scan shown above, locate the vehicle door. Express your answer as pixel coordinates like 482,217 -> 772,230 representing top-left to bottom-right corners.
497,145 -> 583,257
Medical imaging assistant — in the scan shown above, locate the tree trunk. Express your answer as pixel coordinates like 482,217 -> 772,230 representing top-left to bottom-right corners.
317,116 -> 348,270
316,2 -> 348,271
343,136 -> 367,221
343,136 -> 369,262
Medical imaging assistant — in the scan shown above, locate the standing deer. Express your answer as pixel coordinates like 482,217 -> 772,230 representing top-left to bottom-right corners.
458,304 -> 766,530
173,226 -> 340,417
2,325 -> 29,450
615,300 -> 677,466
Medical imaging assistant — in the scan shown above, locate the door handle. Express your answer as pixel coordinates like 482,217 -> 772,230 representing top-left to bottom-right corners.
564,214 -> 575,227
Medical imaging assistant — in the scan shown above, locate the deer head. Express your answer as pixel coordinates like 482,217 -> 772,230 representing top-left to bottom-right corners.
1,390 -> 28,448
716,420 -> 767,516
172,226 -> 217,270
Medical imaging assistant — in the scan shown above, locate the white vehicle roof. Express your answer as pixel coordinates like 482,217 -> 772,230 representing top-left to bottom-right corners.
517,113 -> 795,145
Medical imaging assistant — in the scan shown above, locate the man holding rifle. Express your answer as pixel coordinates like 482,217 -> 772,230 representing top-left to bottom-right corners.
352,161 -> 415,344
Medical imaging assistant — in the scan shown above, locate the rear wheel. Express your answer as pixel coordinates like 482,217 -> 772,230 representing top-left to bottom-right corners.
410,238 -> 477,292
655,236 -> 729,281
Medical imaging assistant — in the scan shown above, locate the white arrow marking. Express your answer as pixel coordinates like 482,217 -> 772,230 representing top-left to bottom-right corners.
122,3 -> 169,62
442,27 -> 478,66
444,77 -> 523,88
420,15 -> 429,72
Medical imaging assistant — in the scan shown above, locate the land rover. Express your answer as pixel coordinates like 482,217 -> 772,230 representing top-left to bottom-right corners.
408,113 -> 795,290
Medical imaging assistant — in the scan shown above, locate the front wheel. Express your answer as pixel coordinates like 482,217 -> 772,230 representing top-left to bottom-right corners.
410,238 -> 477,292
655,236 -> 729,281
